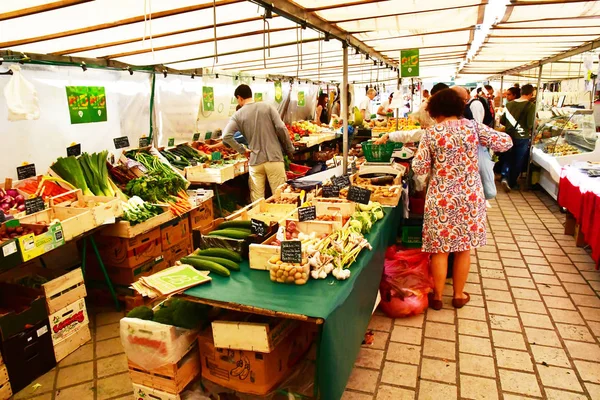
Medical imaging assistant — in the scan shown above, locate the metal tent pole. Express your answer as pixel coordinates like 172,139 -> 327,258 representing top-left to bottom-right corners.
500,75 -> 504,105
526,65 -> 543,189
342,43 -> 349,175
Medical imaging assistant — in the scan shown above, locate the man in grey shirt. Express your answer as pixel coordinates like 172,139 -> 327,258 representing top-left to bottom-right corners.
223,84 -> 295,201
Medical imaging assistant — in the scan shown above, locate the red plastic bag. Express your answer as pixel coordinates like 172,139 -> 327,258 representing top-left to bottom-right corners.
379,246 -> 433,318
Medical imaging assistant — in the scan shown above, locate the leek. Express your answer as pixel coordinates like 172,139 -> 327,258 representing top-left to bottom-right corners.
51,156 -> 94,196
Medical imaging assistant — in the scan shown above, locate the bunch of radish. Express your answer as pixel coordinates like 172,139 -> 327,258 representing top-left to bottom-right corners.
0,188 -> 26,215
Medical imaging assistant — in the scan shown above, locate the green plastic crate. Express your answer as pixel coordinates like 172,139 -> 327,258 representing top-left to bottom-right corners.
401,225 -> 423,248
361,141 -> 396,162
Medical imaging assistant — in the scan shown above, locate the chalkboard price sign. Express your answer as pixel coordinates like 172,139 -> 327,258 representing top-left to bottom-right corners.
332,174 -> 351,189
67,143 -> 81,157
347,185 -> 372,205
17,164 -> 36,180
113,136 -> 130,149
0,211 -> 5,223
280,240 -> 302,263
190,159 -> 198,166
193,133 -> 200,141
322,186 -> 340,198
298,206 -> 316,222
251,218 -> 268,237
168,138 -> 175,147
139,137 -> 151,147
25,197 -> 45,215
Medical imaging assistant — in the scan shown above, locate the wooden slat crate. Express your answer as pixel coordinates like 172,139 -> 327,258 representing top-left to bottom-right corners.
128,344 -> 200,394
44,268 -> 87,315
0,362 -> 11,400
133,383 -> 181,400
54,324 -> 92,363
99,206 -> 173,238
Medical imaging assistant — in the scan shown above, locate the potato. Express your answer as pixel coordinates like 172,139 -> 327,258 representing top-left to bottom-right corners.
286,276 -> 295,283
290,267 -> 297,275
295,279 -> 307,285
294,272 -> 302,279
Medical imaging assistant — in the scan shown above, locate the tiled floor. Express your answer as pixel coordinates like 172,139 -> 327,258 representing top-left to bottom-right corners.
345,189 -> 600,400
13,309 -> 131,400
13,188 -> 600,400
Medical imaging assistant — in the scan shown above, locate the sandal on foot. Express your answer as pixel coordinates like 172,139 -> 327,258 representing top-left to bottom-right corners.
452,293 -> 470,309
428,292 -> 443,311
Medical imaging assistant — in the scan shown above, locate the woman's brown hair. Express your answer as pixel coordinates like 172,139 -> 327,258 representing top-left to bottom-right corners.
426,88 -> 465,119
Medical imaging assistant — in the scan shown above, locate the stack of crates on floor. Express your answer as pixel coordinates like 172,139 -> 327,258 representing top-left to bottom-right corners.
121,317 -> 201,400
0,353 -> 11,400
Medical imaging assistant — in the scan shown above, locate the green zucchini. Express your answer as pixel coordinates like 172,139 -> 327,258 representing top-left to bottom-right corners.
193,248 -> 242,262
207,229 -> 251,239
181,257 -> 230,277
187,255 -> 240,271
217,220 -> 253,230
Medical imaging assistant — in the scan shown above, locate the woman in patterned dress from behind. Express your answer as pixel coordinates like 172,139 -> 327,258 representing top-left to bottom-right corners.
412,89 -> 513,310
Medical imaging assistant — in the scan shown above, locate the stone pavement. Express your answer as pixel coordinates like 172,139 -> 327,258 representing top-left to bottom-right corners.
13,189 -> 600,400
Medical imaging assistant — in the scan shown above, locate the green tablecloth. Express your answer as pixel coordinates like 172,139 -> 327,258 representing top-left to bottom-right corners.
185,206 -> 401,399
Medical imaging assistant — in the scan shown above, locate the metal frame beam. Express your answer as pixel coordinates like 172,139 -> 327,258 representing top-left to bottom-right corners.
248,0 -> 396,66
0,0 -> 91,22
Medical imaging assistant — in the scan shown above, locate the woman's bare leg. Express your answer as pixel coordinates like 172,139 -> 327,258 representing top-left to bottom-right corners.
430,252 -> 449,300
452,249 -> 471,300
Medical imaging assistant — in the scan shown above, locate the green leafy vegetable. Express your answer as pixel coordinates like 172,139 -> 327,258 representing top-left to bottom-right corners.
51,156 -> 94,196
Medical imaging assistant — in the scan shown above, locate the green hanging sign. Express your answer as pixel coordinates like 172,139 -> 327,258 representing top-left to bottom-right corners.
202,87 -> 215,111
168,137 -> 175,146
298,91 -> 305,107
274,81 -> 283,104
66,86 -> 107,124
400,49 -> 419,77
254,93 -> 263,102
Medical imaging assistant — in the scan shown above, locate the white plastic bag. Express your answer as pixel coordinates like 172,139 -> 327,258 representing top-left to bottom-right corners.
3,65 -> 40,121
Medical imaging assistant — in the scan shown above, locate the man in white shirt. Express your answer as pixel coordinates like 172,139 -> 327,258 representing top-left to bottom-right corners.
467,89 -> 485,123
360,88 -> 377,119
377,93 -> 393,119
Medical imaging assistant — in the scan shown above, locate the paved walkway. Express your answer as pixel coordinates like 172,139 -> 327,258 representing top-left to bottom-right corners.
13,189 -> 600,400
345,189 -> 600,400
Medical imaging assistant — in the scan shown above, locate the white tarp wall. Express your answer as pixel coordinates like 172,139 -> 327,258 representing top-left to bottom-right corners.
0,64 -> 151,180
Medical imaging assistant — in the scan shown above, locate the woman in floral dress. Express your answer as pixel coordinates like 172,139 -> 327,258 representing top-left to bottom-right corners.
412,89 -> 513,310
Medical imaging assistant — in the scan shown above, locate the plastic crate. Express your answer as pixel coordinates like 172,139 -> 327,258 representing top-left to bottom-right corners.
361,141 -> 396,162
289,163 -> 311,175
401,225 -> 423,248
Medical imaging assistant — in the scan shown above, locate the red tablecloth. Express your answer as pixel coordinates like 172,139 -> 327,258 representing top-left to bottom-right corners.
558,167 -> 600,265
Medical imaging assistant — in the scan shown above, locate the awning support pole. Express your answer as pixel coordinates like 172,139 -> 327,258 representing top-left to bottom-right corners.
526,64 -> 543,189
499,75 -> 504,105
342,42 -> 349,175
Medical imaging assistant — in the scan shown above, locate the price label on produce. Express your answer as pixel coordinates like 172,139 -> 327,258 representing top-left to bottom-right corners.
281,240 -> 302,263
347,185 -> 372,205
17,164 -> 36,180
113,136 -> 130,149
211,151 -> 222,161
322,186 -> 339,198
193,133 -> 200,141
298,206 -> 316,222
139,137 -> 151,147
205,131 -> 212,140
24,197 -> 45,215
168,137 -> 175,147
332,174 -> 350,189
67,143 -> 81,157
251,218 -> 269,237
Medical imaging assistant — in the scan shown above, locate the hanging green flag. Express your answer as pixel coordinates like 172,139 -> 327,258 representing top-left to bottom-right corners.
274,81 -> 283,103
66,86 -> 107,124
401,49 -> 419,77
202,87 -> 215,111
254,93 -> 263,102
298,91 -> 305,107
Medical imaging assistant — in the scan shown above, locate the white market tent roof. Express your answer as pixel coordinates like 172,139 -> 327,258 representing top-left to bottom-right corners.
0,0 -> 598,83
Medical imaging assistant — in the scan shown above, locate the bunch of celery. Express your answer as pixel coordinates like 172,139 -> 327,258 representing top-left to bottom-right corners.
122,196 -> 162,225
51,156 -> 94,196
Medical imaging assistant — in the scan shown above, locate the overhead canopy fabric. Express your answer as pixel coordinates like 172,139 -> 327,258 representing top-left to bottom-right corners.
460,0 -> 600,79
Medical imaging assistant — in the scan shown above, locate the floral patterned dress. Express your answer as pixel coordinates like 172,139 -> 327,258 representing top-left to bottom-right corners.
412,119 -> 513,253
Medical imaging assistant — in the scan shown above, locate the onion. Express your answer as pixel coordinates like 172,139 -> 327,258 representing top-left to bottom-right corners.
17,204 -> 25,212
1,196 -> 12,204
14,195 -> 25,204
5,189 -> 17,198
0,203 -> 10,211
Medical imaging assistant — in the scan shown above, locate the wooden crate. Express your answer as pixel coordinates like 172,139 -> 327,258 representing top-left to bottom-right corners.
212,315 -> 298,353
52,191 -> 123,226
188,199 -> 214,230
133,383 -> 181,400
49,297 -> 89,345
99,206 -> 173,238
248,220 -> 334,270
313,198 -> 356,217
19,207 -> 94,242
228,198 -> 298,225
186,164 -> 234,184
53,324 -> 91,362
0,381 -> 11,400
128,344 -> 200,394
350,173 -> 402,207
0,265 -> 86,315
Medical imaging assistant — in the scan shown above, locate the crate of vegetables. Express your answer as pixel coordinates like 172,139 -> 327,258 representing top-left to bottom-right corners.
193,218 -> 252,256
50,189 -> 123,227
185,163 -> 234,184
1,220 -> 65,262
350,170 -> 402,207
100,198 -> 174,239
229,198 -> 298,225
20,205 -> 94,242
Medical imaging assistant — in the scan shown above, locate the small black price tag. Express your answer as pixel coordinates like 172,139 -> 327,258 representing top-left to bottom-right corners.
0,211 -> 5,223
298,206 -> 316,222
251,218 -> 268,237
190,159 -> 198,166
322,186 -> 340,198
113,136 -> 130,149
25,197 -> 45,215
168,138 -> 175,146
66,143 -> 81,157
347,185 -> 372,205
193,133 -> 200,141
139,137 -> 151,147
17,164 -> 36,180
332,174 -> 350,189
280,240 -> 302,263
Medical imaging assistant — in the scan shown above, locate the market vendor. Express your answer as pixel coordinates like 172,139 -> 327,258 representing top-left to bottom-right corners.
314,93 -> 330,125
376,93 -> 393,119
223,84 -> 295,202
359,88 -> 377,119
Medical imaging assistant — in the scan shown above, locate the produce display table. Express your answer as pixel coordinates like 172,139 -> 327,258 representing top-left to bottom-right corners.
557,165 -> 600,266
181,205 -> 401,400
